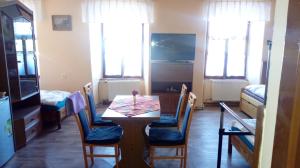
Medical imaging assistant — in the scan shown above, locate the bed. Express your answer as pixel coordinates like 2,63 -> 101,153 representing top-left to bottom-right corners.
240,85 -> 265,118
218,102 -> 264,168
40,90 -> 71,129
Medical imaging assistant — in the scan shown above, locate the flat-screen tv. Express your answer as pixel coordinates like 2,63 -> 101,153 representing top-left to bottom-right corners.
151,33 -> 196,61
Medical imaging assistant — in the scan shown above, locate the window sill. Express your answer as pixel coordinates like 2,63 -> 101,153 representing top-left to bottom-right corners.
100,78 -> 144,81
204,77 -> 246,80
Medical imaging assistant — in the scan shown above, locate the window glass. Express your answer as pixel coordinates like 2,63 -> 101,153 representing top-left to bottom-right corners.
205,21 -> 249,78
205,39 -> 226,76
227,38 -> 246,77
103,23 -> 143,77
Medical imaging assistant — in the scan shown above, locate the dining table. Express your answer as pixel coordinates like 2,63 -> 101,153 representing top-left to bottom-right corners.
102,95 -> 160,168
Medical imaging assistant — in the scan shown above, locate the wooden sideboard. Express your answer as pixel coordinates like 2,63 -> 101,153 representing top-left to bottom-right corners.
151,61 -> 193,115
13,105 -> 42,149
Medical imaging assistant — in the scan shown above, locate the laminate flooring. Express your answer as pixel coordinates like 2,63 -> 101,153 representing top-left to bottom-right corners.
4,106 -> 250,168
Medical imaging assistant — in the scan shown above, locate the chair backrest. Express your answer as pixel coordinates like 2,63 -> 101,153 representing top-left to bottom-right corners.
83,82 -> 97,125
175,84 -> 188,123
66,98 -> 90,140
180,92 -> 196,142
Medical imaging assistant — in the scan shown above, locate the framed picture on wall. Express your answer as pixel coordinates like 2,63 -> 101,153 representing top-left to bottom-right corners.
52,15 -> 72,31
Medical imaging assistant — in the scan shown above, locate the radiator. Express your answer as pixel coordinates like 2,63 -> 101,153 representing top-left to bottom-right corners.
211,79 -> 249,101
99,80 -> 141,101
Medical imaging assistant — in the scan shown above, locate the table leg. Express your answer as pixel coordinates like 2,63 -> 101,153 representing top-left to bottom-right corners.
113,119 -> 153,168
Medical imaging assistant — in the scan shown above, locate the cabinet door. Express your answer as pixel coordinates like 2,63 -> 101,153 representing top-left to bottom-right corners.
1,13 -> 21,100
13,17 -> 39,99
14,17 -> 37,77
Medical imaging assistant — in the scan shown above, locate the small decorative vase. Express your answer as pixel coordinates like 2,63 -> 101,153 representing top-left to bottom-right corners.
133,95 -> 136,105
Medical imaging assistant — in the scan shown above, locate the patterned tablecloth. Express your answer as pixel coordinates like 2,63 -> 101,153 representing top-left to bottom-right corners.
108,96 -> 160,117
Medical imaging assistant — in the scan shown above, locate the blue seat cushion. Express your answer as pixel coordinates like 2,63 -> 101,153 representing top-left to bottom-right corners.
85,126 -> 123,145
231,127 -> 254,151
93,117 -> 118,126
149,128 -> 184,146
160,114 -> 175,119
149,118 -> 178,127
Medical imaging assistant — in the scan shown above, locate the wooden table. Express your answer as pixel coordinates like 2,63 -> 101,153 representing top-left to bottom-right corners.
102,95 -> 160,168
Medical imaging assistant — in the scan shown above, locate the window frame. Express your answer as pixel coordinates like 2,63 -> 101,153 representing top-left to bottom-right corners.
101,23 -> 144,79
204,22 -> 250,79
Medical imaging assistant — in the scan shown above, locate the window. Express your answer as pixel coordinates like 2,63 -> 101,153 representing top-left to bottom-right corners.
102,23 -> 144,78
205,21 -> 249,78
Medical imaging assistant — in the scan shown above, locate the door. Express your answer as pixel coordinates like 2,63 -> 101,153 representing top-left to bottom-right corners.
271,0 -> 300,167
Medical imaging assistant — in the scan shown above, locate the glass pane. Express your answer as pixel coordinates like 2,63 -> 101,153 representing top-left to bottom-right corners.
26,40 -> 35,75
14,17 -> 38,98
103,23 -> 143,77
15,40 -> 25,75
15,39 -> 23,51
123,24 -> 143,77
205,39 -> 226,77
17,52 -> 25,76
26,39 -> 33,51
227,39 -> 246,77
14,17 -> 36,76
103,24 -> 122,76
14,19 -> 32,37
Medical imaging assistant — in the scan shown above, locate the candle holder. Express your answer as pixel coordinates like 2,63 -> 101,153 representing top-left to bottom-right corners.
132,89 -> 138,105
133,95 -> 136,105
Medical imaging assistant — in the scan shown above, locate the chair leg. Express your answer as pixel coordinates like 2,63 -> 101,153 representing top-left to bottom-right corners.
183,146 -> 187,168
150,146 -> 154,168
228,135 -> 232,155
180,147 -> 183,168
90,145 -> 94,165
176,148 -> 179,156
115,144 -> 119,168
82,145 -> 89,168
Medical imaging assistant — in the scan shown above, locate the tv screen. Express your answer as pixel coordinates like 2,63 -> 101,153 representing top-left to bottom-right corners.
151,33 -> 196,61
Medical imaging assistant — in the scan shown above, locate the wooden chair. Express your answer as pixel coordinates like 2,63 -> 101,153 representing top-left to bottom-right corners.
149,84 -> 188,128
147,92 -> 196,168
83,82 -> 117,127
66,94 -> 123,168
228,106 -> 265,168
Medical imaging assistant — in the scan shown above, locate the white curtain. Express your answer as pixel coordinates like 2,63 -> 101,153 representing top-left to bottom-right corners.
206,0 -> 271,39
81,0 -> 153,23
19,0 -> 44,21
207,0 -> 271,22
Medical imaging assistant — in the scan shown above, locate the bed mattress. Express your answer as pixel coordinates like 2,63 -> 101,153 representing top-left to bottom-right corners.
243,85 -> 265,103
231,119 -> 256,151
40,90 -> 71,111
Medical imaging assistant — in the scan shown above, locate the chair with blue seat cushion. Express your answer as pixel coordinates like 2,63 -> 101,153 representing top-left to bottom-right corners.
83,82 -> 117,127
147,92 -> 196,168
66,96 -> 123,168
149,84 -> 188,128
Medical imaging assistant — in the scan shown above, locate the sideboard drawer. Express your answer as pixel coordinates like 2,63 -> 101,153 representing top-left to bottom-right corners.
25,120 -> 41,142
13,105 -> 41,149
24,108 -> 40,126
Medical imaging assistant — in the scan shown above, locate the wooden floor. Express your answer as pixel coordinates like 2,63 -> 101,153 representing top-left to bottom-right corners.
4,107 -> 250,168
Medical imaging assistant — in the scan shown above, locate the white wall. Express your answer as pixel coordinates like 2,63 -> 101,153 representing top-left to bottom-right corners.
37,0 -> 92,92
203,79 -> 249,102
150,0 -> 206,108
259,0 -> 289,167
